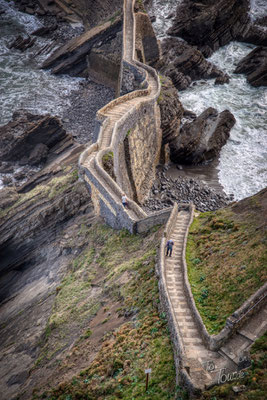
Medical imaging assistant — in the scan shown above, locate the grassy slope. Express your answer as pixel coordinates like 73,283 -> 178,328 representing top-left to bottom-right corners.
186,188 -> 267,334
32,224 -> 177,400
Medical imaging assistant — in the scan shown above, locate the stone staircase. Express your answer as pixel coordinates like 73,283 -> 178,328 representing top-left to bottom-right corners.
79,0 -> 162,231
162,205 -> 267,391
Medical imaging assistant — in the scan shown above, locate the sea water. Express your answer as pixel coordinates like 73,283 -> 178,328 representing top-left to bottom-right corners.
150,0 -> 267,200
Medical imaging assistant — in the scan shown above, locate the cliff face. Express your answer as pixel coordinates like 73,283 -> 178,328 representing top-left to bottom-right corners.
0,156 -> 96,399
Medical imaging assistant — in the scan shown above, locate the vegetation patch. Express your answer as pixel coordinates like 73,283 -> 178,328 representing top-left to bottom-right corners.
186,192 -> 267,334
32,223 -> 176,399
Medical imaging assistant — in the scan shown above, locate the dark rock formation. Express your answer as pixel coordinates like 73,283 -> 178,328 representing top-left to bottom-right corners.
143,170 -> 230,213
32,24 -> 58,37
168,0 -> 250,55
0,111 -> 72,165
8,35 -> 36,51
158,38 -> 229,90
169,107 -> 236,164
157,76 -> 184,145
14,0 -> 81,23
42,16 -> 122,77
241,23 -> 267,47
0,188 -> 19,209
234,46 -> 267,87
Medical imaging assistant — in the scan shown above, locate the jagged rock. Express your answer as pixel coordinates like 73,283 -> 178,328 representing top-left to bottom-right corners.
157,76 -> 184,145
215,74 -> 230,85
0,110 -> 69,164
8,35 -> 36,51
234,46 -> 267,87
41,16 -> 122,76
158,37 -> 228,90
32,25 -> 58,37
168,0 -> 250,55
169,107 -> 236,164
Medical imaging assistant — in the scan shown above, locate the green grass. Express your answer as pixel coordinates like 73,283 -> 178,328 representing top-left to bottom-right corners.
34,224 -> 177,399
186,207 -> 267,334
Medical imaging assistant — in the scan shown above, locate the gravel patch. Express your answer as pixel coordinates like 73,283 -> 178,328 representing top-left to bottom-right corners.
62,80 -> 115,144
143,170 -> 232,213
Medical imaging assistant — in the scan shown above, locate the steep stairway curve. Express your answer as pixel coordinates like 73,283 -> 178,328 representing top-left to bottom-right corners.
79,0 -> 162,231
162,205 -> 267,390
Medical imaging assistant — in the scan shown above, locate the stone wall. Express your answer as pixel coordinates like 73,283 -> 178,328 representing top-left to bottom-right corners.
135,12 -> 160,65
88,50 -> 121,92
113,100 -> 162,204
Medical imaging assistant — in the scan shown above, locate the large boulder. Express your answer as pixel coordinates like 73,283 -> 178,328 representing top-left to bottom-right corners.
234,46 -> 267,87
169,107 -> 236,164
0,110 -> 70,164
158,37 -> 229,90
168,0 -> 250,55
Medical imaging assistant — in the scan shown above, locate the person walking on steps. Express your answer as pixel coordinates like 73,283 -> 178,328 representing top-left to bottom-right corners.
166,239 -> 174,257
122,193 -> 128,208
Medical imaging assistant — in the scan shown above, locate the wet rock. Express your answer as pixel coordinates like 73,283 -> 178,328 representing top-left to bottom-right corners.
215,74 -> 230,85
169,107 -> 236,164
168,0 -> 250,55
0,163 -> 14,174
1,176 -> 12,186
8,35 -> 36,51
158,37 -> 227,90
14,170 -> 26,181
0,110 -> 69,164
234,46 -> 267,87
32,24 -> 58,37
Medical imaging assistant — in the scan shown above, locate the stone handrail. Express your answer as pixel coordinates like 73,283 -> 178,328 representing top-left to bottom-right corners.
78,0 -> 166,232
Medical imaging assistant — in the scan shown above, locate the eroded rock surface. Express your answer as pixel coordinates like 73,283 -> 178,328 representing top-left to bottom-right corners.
157,76 -> 184,146
0,111 -> 71,164
158,38 -> 229,90
143,170 -> 230,213
170,107 -> 236,164
42,16 -> 122,77
234,46 -> 267,87
168,0 -> 250,56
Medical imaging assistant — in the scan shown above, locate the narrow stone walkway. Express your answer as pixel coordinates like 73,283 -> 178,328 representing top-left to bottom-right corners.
165,208 -> 267,389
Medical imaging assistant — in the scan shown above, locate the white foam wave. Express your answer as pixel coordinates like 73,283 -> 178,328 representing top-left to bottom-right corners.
179,42 -> 267,200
